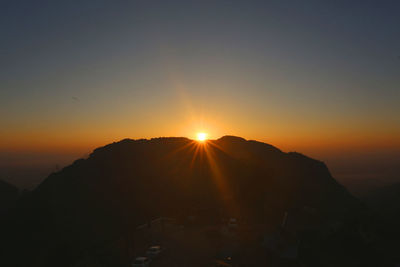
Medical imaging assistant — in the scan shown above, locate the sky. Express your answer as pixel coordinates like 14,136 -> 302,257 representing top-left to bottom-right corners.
1,1 -> 399,190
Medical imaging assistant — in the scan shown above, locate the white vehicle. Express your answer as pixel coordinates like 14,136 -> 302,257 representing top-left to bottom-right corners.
146,245 -> 163,258
132,257 -> 150,267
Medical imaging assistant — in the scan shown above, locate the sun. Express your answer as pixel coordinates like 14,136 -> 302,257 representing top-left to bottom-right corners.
196,132 -> 207,142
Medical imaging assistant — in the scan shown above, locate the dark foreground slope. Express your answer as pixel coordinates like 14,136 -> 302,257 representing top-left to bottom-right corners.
0,179 -> 18,214
363,183 -> 400,258
1,136 -> 364,266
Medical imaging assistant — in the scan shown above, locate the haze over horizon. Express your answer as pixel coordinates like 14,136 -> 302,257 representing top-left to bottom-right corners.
1,1 -> 399,190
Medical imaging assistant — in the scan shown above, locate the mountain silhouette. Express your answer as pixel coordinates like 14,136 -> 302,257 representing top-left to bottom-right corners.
1,136 -> 362,267
364,184 -> 400,237
0,179 -> 18,214
365,183 -> 400,213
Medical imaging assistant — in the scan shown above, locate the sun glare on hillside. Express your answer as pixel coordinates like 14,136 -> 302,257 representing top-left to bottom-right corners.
197,132 -> 207,142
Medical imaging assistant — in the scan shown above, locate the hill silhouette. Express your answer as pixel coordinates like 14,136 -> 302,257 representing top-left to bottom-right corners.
0,179 -> 18,214
1,136 -> 363,266
364,183 -> 400,253
365,183 -> 400,213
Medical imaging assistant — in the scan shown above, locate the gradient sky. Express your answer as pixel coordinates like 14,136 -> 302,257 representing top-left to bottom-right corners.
1,1 -> 399,189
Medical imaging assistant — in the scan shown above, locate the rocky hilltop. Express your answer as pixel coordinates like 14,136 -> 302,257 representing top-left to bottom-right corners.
1,136 -> 363,266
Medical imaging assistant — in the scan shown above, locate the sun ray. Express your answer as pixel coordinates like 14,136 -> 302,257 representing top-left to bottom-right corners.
201,141 -> 238,217
160,136 -> 238,216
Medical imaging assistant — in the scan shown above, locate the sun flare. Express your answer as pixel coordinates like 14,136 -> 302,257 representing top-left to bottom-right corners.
197,132 -> 207,141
